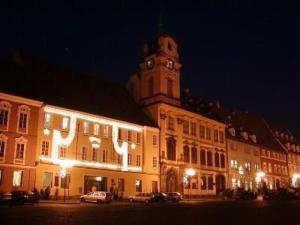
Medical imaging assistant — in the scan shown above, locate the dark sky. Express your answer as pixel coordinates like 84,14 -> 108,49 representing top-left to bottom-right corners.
1,0 -> 300,138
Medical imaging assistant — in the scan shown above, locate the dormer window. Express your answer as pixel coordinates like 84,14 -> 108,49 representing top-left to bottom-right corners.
249,134 -> 257,143
228,127 -> 235,136
240,131 -> 248,140
17,105 -> 30,134
168,42 -> 172,51
0,101 -> 11,130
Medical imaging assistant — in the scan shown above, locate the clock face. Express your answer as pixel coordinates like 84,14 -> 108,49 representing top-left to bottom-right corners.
146,59 -> 154,69
166,59 -> 174,70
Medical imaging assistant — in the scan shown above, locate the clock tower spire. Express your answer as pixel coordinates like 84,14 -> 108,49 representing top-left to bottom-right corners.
127,32 -> 182,107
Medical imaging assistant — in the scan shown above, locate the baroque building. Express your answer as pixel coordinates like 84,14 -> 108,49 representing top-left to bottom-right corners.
127,34 -> 227,196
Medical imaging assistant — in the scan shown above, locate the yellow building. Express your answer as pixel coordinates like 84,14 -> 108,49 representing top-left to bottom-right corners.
128,34 -> 227,196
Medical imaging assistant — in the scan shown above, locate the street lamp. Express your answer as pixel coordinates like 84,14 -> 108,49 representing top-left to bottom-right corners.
255,171 -> 265,198
292,173 -> 300,188
185,168 -> 196,200
60,161 -> 73,203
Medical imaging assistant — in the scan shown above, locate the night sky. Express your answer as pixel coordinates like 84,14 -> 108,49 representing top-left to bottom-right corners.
1,1 -> 299,138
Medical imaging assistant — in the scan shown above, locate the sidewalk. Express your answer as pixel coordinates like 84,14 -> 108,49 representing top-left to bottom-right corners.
181,196 -> 226,203
39,199 -> 80,204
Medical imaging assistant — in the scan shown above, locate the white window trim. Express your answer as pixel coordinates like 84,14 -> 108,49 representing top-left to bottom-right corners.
14,136 -> 27,165
17,105 -> 31,134
0,101 -> 12,131
0,133 -> 8,163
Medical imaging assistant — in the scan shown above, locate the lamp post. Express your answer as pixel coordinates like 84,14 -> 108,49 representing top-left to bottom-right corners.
185,168 -> 196,200
255,171 -> 265,199
60,161 -> 73,203
292,173 -> 300,188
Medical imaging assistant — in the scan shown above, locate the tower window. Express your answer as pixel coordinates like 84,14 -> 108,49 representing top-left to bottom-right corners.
167,79 -> 173,97
148,77 -> 154,96
168,42 -> 172,51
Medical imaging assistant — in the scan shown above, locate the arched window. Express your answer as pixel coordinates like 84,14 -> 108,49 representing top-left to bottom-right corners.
220,153 -> 225,168
207,151 -> 213,166
191,147 -> 197,164
148,77 -> 154,96
200,149 -> 206,165
215,152 -> 220,168
167,137 -> 176,161
183,146 -> 190,163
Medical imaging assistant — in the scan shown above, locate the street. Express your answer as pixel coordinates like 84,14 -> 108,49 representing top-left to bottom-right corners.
1,200 -> 300,225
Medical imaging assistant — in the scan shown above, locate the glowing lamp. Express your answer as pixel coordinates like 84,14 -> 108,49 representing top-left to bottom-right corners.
131,143 -> 136,150
96,176 -> 102,181
185,168 -> 196,177
43,128 -> 50,136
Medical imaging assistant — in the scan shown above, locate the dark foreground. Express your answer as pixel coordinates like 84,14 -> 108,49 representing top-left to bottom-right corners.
1,200 -> 300,225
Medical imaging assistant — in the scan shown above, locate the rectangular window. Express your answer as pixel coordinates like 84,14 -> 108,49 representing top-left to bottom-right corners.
62,117 -> 69,130
201,176 -> 207,190
19,113 -> 28,129
219,131 -> 224,143
137,133 -> 141,144
0,140 -> 6,157
59,147 -> 66,158
83,122 -> 89,134
183,120 -> 189,135
153,157 -> 157,169
44,113 -> 51,128
54,175 -> 59,187
152,135 -> 158,146
152,181 -> 158,193
199,125 -> 205,139
92,147 -> 97,161
208,176 -> 214,190
230,160 -> 238,169
214,129 -> 219,142
41,141 -> 49,156
81,147 -> 88,161
268,163 -> 272,173
135,179 -> 142,192
0,109 -> 8,126
117,155 -> 122,165
118,178 -> 125,192
206,127 -> 211,140
103,125 -> 109,137
13,170 -> 23,187
128,153 -> 132,165
102,150 -> 107,162
93,124 -> 99,136
191,122 -> 196,136
168,116 -> 174,130
16,143 -> 25,159
42,172 -> 53,188
245,161 -> 251,172
254,163 -> 260,171
128,130 -> 132,142
136,155 -> 141,167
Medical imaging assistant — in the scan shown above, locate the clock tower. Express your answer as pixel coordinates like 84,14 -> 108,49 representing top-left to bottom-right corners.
127,34 -> 182,107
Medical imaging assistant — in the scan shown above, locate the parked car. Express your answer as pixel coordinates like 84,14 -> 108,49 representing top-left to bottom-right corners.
234,188 -> 257,200
262,190 -> 277,200
165,192 -> 182,202
11,191 -> 38,205
152,192 -> 167,202
80,191 -> 112,204
128,193 -> 155,203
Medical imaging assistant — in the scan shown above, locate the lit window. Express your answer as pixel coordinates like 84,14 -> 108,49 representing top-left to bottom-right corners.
136,155 -> 141,167
13,170 -> 23,187
230,160 -> 238,169
44,113 -> 51,128
59,147 -> 66,159
152,135 -> 158,146
41,141 -> 49,156
81,147 -> 88,161
93,124 -> 99,136
62,117 -> 69,130
137,133 -> 141,144
92,147 -> 98,161
128,130 -> 132,142
135,179 -> 142,192
128,153 -> 132,165
268,163 -> 272,173
83,122 -> 89,134
103,125 -> 109,137
245,161 -> 251,172
183,120 -> 189,135
153,157 -> 157,169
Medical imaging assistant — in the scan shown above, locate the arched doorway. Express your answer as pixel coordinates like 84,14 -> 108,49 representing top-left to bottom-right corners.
215,175 -> 226,194
166,168 -> 178,192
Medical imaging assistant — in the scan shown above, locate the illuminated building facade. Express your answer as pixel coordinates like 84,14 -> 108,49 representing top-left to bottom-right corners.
127,34 -> 227,196
0,93 -> 42,193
